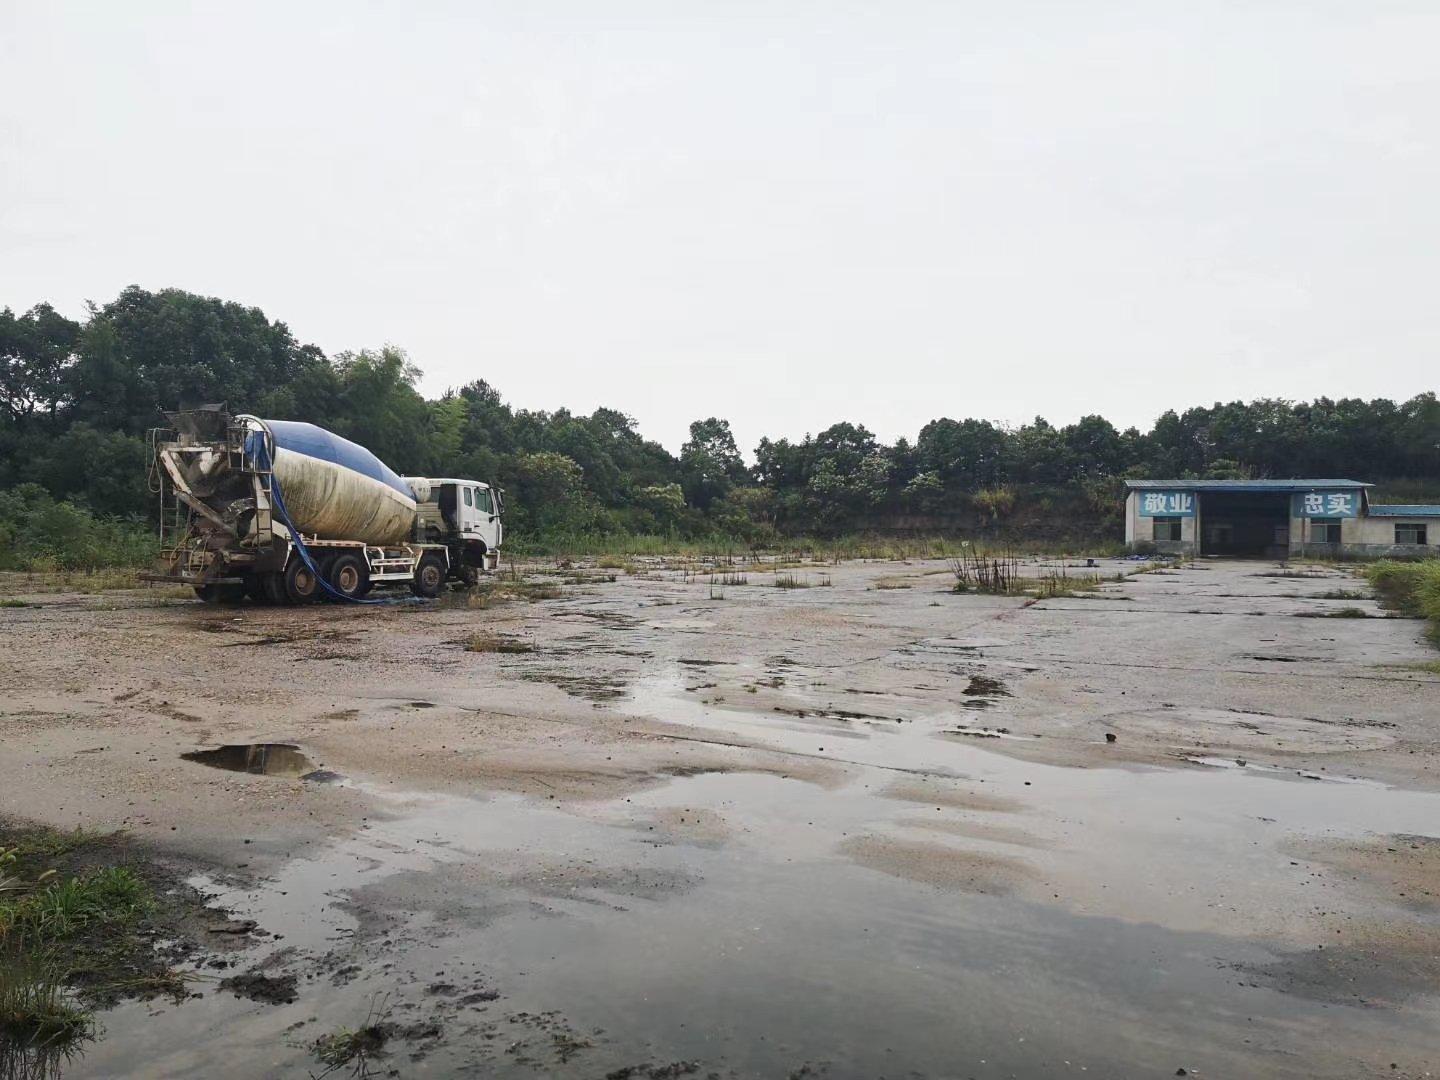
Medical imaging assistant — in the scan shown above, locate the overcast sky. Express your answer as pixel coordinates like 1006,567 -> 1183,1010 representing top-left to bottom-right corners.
3,2 -> 1437,454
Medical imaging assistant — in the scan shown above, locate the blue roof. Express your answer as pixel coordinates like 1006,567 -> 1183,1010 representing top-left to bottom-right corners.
1125,479 -> 1370,492
1367,504 -> 1440,518
261,420 -> 412,499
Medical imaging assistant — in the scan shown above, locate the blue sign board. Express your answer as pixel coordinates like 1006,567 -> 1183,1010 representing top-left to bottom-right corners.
1136,491 -> 1196,517
1291,491 -> 1359,519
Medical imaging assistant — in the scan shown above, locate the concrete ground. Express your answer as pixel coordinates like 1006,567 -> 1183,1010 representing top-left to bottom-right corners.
2,555 -> 1440,1078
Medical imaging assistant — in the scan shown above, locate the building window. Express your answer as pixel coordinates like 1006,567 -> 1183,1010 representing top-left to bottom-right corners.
1311,518 -> 1341,544
1152,517 -> 1182,543
1396,523 -> 1428,546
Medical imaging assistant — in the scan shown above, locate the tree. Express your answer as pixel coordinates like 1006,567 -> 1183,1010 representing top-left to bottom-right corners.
680,417 -> 746,509
916,418 -> 1008,490
329,346 -> 430,470
0,303 -> 81,427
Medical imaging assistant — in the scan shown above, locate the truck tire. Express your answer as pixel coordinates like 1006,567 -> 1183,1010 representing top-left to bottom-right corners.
260,572 -> 289,605
244,574 -> 268,604
410,554 -> 445,598
284,557 -> 323,603
194,582 -> 245,604
327,553 -> 368,601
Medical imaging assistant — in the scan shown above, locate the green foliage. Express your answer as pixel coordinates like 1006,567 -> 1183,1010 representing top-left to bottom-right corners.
680,417 -> 746,509
0,485 -> 156,570
0,867 -> 148,941
1367,560 -> 1440,645
4,285 -> 1440,553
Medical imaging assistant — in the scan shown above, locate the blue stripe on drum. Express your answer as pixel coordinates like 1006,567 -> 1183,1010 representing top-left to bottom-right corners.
260,420 -> 413,500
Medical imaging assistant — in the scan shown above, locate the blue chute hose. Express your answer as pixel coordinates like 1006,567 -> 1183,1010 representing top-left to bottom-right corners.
250,432 -> 414,605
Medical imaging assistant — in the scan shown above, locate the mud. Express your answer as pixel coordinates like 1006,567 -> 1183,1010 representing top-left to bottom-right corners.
3,557 -> 1440,1077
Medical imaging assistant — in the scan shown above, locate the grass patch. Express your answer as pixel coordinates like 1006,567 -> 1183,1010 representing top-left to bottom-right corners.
872,577 -> 913,590
0,821 -> 203,1060
462,632 -> 534,654
1034,568 -> 1103,599
1315,589 -> 1367,601
775,572 -> 831,589
1367,559 -> 1440,645
518,532 -> 1130,563
0,866 -> 147,941
1296,607 -> 1373,619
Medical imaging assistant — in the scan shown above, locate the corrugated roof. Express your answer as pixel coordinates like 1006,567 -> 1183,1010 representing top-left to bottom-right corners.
1125,479 -> 1371,492
1367,504 -> 1440,518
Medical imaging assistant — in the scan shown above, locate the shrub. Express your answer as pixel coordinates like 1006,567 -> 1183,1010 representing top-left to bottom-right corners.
0,485 -> 156,571
1367,560 -> 1440,644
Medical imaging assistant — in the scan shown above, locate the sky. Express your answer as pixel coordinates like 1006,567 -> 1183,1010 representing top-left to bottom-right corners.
2,2 -> 1437,455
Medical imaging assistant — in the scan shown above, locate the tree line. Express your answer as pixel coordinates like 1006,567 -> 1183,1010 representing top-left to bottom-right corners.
2,285 -> 1438,546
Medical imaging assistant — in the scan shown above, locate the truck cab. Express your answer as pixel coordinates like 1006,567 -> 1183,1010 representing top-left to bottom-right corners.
411,478 -> 504,581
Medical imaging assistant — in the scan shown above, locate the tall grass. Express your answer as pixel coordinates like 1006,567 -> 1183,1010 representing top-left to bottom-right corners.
1367,560 -> 1440,645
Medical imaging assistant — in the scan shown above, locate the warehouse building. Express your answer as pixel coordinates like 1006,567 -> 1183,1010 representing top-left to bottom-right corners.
1124,480 -> 1440,559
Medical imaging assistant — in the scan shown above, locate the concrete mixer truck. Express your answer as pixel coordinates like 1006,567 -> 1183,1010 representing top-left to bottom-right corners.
141,407 -> 503,604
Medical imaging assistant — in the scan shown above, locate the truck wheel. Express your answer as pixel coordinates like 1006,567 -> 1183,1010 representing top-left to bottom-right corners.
327,553 -> 368,601
260,572 -> 289,605
410,554 -> 445,598
244,574 -> 268,604
284,557 -> 323,603
194,583 -> 245,604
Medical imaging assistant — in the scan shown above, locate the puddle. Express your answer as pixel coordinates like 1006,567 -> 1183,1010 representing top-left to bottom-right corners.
181,743 -> 333,781
72,665 -> 1440,1078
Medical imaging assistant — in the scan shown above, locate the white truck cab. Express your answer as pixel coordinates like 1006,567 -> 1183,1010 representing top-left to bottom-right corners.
409,478 -> 504,581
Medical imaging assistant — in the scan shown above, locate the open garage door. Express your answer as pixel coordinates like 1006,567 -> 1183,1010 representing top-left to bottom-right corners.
1200,493 -> 1290,557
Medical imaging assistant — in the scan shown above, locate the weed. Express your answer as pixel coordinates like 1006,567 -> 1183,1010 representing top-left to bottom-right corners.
0,599 -> 29,608
1315,589 -> 1367,601
314,994 -> 393,1078
0,940 -> 93,1047
1034,567 -> 1102,599
950,549 -> 1024,595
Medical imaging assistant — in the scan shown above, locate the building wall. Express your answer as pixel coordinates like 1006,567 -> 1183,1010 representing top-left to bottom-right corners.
1125,491 -> 1197,554
1333,515 -> 1440,558
1125,488 -> 1438,559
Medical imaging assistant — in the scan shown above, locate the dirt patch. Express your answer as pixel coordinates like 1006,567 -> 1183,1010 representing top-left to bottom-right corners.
219,970 -> 298,1004
962,675 -> 1011,698
878,778 -> 1026,814
521,669 -> 632,701
1235,919 -> 1440,1007
1290,833 -> 1440,912
839,834 -> 1036,895
902,817 -> 1049,849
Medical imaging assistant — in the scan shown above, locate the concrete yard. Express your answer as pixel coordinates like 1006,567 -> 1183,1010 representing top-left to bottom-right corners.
3,556 -> 1440,1078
